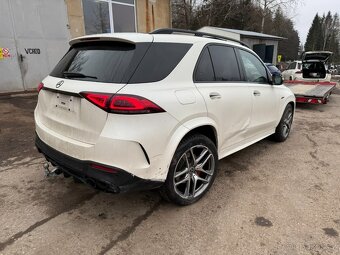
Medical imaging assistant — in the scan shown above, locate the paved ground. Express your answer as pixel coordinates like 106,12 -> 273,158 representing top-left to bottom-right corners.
0,90 -> 339,255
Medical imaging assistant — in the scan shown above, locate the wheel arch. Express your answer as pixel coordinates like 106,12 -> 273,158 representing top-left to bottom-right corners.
287,101 -> 295,111
159,118 -> 219,181
181,125 -> 218,148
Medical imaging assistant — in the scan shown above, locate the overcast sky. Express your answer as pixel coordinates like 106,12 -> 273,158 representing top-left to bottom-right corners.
292,0 -> 340,45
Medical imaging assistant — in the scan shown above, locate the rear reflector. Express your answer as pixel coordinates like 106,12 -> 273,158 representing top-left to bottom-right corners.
80,92 -> 165,114
90,163 -> 118,173
37,82 -> 44,93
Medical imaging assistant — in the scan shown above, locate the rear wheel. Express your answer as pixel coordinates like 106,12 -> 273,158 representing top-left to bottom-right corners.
160,135 -> 218,205
273,104 -> 293,142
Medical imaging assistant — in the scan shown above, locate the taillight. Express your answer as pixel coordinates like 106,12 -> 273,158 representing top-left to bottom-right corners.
295,70 -> 302,74
80,92 -> 165,114
81,92 -> 111,109
37,82 -> 44,93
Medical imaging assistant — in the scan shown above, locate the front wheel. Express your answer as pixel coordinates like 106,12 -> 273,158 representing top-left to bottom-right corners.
273,104 -> 293,142
160,134 -> 218,205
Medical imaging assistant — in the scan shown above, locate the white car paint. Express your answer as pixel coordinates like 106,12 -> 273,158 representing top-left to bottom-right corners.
35,33 -> 295,182
282,61 -> 302,81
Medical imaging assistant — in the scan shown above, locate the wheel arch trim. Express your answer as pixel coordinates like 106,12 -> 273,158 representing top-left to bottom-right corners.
159,117 -> 219,181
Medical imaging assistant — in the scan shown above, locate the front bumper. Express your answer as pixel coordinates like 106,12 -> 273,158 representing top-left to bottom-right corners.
35,135 -> 163,193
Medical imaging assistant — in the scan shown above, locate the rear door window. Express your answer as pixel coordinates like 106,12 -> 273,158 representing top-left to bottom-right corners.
208,45 -> 241,81
50,42 -> 138,83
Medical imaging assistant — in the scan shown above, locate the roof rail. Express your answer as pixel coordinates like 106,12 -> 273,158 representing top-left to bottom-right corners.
150,28 -> 249,48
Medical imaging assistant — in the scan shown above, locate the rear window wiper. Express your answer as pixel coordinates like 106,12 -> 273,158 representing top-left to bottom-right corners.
63,71 -> 97,80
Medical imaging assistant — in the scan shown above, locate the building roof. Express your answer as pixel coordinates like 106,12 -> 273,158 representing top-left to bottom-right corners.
204,27 -> 285,40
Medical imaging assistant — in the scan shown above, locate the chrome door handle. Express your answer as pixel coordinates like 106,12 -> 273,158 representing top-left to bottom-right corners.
209,92 -> 221,100
253,90 -> 261,96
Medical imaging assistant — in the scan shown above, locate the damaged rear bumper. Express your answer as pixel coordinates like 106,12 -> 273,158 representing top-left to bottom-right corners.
35,135 -> 163,193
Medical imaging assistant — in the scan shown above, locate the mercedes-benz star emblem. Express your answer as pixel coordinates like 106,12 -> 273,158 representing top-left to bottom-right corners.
56,80 -> 64,88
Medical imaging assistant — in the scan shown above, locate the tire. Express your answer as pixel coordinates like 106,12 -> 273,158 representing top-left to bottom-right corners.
160,134 -> 218,205
273,104 -> 293,142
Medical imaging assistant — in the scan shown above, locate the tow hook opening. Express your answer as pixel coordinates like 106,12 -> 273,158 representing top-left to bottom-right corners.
43,162 -> 62,177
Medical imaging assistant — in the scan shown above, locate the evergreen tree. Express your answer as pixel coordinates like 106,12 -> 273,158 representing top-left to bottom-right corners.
271,8 -> 300,61
305,14 -> 322,51
304,12 -> 340,63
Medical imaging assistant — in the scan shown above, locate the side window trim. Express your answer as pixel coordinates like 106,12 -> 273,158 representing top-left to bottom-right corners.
193,45 -> 215,82
234,47 -> 246,81
207,47 -> 216,81
236,48 -> 270,85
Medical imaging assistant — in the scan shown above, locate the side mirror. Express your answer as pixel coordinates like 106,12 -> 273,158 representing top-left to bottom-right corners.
272,74 -> 283,85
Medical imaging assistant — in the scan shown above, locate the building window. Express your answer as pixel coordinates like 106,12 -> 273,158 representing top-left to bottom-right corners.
82,0 -> 136,34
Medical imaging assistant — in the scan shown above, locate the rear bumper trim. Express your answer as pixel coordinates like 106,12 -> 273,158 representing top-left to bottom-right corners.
35,134 -> 162,193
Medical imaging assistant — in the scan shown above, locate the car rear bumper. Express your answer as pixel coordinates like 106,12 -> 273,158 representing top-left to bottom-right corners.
35,134 -> 163,193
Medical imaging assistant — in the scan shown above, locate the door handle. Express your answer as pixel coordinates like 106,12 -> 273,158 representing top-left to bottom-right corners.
19,54 -> 25,62
209,92 -> 221,100
253,90 -> 261,96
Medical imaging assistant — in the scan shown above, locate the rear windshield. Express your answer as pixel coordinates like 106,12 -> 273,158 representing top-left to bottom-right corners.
50,42 -> 137,83
50,41 -> 192,84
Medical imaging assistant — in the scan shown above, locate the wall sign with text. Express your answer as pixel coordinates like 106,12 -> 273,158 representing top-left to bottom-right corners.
24,48 -> 41,54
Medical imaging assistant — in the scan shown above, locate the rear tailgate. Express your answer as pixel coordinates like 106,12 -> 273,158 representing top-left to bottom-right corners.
36,36 -> 153,144
36,76 -> 126,144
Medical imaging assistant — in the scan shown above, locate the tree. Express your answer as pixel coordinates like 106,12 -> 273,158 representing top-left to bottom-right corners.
172,0 -> 199,30
271,8 -> 300,61
171,0 -> 302,61
305,12 -> 340,63
252,0 -> 298,33
304,14 -> 322,51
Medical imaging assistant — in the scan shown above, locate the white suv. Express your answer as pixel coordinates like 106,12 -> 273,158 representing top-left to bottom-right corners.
282,52 -> 332,82
282,61 -> 302,81
35,29 -> 295,205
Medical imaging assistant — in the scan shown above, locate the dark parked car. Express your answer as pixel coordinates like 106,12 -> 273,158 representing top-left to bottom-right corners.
265,63 -> 282,76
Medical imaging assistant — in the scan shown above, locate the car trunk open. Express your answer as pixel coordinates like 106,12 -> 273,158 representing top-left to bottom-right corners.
301,51 -> 332,79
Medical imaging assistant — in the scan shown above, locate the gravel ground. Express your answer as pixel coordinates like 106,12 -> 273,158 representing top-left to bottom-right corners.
0,91 -> 339,255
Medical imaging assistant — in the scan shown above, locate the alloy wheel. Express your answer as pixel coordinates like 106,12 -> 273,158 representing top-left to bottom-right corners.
173,145 -> 215,199
282,110 -> 293,138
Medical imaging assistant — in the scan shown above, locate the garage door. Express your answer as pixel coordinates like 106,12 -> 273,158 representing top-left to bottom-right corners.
0,0 -> 70,93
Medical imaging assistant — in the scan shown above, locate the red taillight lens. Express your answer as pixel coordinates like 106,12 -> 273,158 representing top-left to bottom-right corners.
295,70 -> 302,74
80,92 -> 112,109
109,95 -> 164,114
80,92 -> 164,114
37,82 -> 44,93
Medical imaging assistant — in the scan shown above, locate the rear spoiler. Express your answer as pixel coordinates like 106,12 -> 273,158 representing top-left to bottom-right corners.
69,33 -> 153,46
